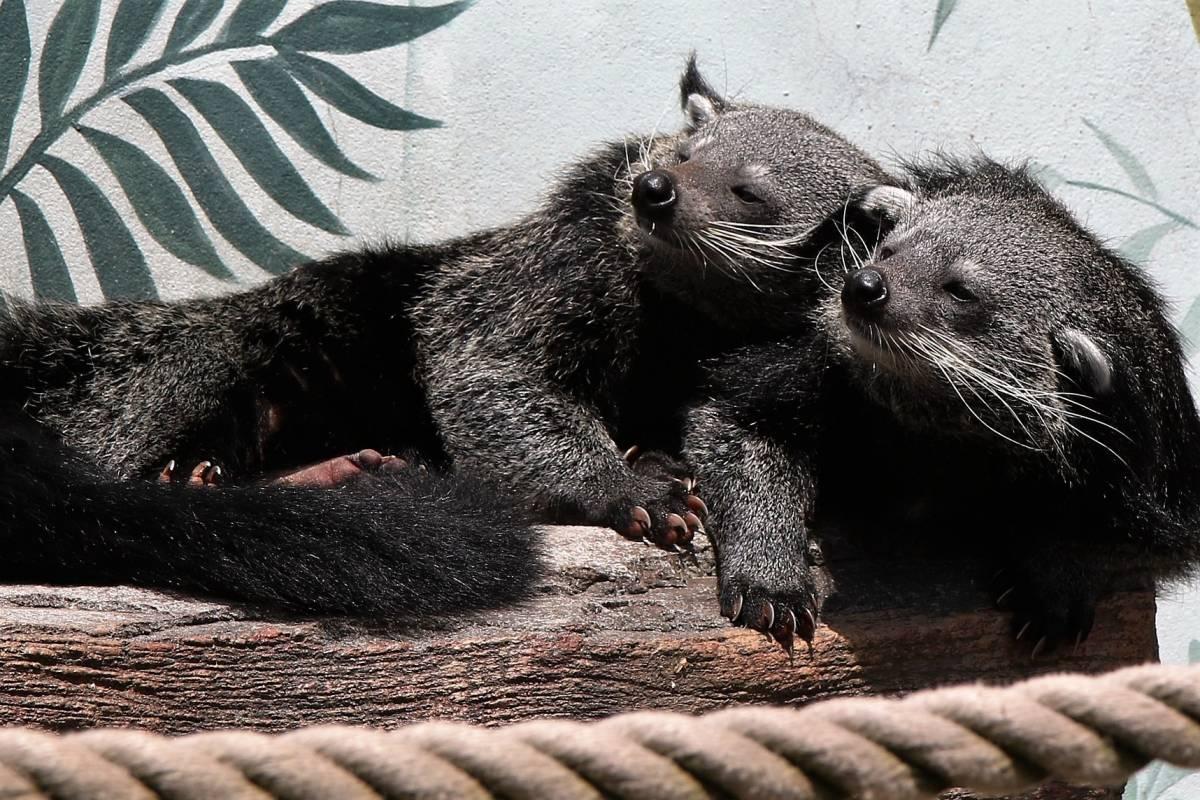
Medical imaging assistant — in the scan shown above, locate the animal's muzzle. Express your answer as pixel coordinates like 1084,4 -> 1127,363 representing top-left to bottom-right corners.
842,268 -> 888,313
631,170 -> 677,219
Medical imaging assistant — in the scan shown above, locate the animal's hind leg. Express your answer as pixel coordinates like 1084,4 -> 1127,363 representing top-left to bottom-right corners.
159,460 -> 222,487
268,449 -> 409,488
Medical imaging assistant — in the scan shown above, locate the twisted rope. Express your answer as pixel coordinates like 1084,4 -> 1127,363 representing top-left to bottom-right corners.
0,664 -> 1196,799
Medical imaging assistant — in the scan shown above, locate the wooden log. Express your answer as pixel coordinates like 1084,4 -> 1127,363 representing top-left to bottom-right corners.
0,526 -> 1156,741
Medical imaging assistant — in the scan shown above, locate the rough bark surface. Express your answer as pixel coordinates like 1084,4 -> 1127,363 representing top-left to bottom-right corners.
0,526 -> 1157,798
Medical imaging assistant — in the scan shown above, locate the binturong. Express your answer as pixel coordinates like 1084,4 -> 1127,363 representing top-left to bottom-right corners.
683,157 -> 1200,656
0,56 -> 886,614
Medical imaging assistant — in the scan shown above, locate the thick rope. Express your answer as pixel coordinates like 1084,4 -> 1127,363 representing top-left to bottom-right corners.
0,663 -> 1196,799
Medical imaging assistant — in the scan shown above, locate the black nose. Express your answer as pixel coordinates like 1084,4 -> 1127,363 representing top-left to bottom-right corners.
842,268 -> 888,312
632,170 -> 677,217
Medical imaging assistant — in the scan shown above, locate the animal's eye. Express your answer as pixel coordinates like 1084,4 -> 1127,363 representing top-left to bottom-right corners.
732,185 -> 765,204
876,246 -> 896,261
944,280 -> 978,303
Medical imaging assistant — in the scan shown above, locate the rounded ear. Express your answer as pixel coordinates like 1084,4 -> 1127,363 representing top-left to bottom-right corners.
679,52 -> 726,126
855,185 -> 916,222
1053,328 -> 1113,396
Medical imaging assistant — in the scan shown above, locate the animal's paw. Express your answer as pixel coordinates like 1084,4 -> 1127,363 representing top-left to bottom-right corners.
613,447 -> 707,550
623,445 -> 695,487
719,566 -> 821,659
269,449 -> 409,488
159,459 -> 222,487
991,565 -> 1099,658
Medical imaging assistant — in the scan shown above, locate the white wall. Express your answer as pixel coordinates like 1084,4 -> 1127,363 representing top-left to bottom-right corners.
0,3 -> 1196,787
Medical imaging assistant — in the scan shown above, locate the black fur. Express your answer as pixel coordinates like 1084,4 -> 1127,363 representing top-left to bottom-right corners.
0,410 -> 540,614
685,158 -> 1200,654
0,56 -> 889,599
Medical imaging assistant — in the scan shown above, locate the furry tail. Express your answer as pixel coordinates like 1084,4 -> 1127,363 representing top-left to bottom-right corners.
0,416 -> 542,615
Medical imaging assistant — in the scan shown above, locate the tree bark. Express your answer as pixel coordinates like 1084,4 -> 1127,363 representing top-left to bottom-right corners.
0,526 -> 1157,798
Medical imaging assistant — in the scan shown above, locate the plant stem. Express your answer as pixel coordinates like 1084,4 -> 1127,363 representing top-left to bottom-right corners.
0,35 -> 271,203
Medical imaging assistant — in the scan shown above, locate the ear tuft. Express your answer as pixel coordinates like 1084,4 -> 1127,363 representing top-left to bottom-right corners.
1054,328 -> 1113,396
685,94 -> 718,128
856,185 -> 915,222
679,52 -> 727,120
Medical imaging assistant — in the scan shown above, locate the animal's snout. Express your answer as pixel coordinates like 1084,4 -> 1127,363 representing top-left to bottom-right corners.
842,268 -> 888,312
632,170 -> 677,217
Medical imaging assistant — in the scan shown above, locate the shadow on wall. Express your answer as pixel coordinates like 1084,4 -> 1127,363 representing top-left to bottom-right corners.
0,0 -> 470,301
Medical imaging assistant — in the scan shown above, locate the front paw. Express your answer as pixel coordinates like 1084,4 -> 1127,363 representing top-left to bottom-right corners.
615,447 -> 706,550
719,562 -> 822,658
991,563 -> 1100,657
610,488 -> 707,551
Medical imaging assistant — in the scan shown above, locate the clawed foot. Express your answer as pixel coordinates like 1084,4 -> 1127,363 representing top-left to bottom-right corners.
269,449 -> 409,488
991,566 -> 1098,658
159,459 -> 222,487
616,446 -> 707,550
718,537 -> 828,659
720,576 -> 821,660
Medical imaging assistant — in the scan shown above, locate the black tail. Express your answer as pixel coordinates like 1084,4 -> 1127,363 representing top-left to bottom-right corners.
0,416 -> 542,615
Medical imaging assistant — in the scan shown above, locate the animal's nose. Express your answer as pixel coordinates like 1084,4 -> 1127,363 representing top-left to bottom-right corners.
842,268 -> 888,312
632,170 -> 677,216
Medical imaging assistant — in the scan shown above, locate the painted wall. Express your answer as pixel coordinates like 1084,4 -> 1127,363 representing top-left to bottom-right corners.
0,1 -> 1196,791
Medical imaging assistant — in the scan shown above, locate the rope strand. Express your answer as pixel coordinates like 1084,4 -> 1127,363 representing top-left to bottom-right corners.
0,664 -> 1194,799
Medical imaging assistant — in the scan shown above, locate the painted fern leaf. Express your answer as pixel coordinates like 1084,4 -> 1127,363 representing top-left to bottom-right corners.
0,0 -> 472,301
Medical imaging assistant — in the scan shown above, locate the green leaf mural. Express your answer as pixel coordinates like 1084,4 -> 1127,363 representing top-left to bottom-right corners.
41,154 -> 156,300
0,0 -> 30,170
272,0 -> 472,54
232,58 -> 376,181
277,50 -> 440,130
77,124 -> 231,279
37,0 -> 101,123
164,0 -> 223,54
170,77 -> 349,236
0,0 -> 469,300
125,88 -> 307,275
105,0 -> 168,79
927,0 -> 959,51
11,188 -> 76,301
219,0 -> 287,41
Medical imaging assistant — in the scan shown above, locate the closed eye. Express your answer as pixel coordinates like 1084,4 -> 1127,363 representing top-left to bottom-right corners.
732,185 -> 765,204
943,280 -> 978,303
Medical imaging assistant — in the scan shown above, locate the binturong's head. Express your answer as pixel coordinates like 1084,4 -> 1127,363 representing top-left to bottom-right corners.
624,55 -> 889,322
827,157 -> 1196,479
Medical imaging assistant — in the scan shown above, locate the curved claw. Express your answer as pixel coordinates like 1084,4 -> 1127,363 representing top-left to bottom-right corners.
725,593 -> 744,622
188,461 -> 220,487
685,495 -> 708,519
623,506 -> 652,540
796,606 -> 817,646
622,445 -> 641,466
1030,636 -> 1048,660
664,513 -> 687,546
158,460 -> 176,484
771,609 -> 798,661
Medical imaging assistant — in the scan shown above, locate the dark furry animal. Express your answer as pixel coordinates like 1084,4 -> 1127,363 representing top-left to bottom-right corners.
0,58 -> 887,610
685,158 -> 1200,655
0,411 -> 539,614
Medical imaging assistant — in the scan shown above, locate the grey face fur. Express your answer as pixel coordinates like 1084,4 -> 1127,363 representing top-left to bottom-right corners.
621,58 -> 887,314
828,167 -> 1133,464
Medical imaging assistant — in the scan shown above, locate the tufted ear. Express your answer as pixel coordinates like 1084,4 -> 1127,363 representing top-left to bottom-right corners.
855,185 -> 916,223
1053,328 -> 1113,396
679,52 -> 726,127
